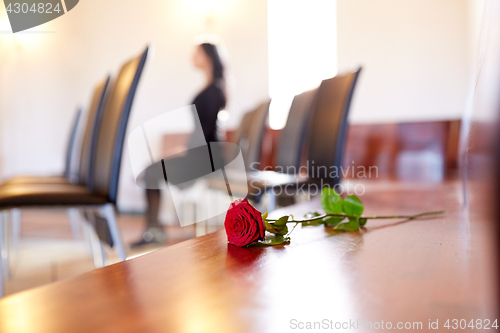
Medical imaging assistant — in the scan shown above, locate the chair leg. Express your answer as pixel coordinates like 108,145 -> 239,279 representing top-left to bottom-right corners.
1,211 -> 10,280
101,204 -> 126,261
195,220 -> 206,237
67,208 -> 81,239
182,191 -> 189,226
10,208 -> 21,256
266,188 -> 277,212
195,201 -> 209,236
81,213 -> 94,258
0,212 -> 4,298
83,210 -> 106,268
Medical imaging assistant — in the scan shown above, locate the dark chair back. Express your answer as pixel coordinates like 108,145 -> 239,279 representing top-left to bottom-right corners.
63,108 -> 82,180
276,88 -> 319,173
306,68 -> 362,187
91,47 -> 150,203
233,101 -> 271,171
230,101 -> 270,170
226,110 -> 254,165
78,77 -> 110,186
231,111 -> 254,148
240,100 -> 270,170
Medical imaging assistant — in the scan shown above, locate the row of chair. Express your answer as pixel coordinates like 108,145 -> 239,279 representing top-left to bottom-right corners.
194,67 -> 361,231
0,46 -> 151,297
229,68 -> 362,210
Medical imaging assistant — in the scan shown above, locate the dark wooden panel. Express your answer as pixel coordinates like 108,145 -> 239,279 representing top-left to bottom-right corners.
237,120 -> 462,179
343,120 -> 461,181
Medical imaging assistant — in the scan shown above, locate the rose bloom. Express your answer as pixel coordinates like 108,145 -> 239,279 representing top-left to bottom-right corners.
224,198 -> 265,247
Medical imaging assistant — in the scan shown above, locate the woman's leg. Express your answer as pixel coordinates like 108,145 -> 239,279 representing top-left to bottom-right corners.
132,163 -> 167,247
146,189 -> 161,228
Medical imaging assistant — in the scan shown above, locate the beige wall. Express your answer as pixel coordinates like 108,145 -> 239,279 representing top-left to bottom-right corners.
0,0 -> 269,211
337,0 -> 471,124
467,0 -> 485,69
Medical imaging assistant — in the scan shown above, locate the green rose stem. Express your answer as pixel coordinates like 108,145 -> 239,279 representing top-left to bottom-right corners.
266,210 -> 444,224
253,189 -> 445,246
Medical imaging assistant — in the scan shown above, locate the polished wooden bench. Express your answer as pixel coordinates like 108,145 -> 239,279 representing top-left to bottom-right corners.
0,180 -> 496,333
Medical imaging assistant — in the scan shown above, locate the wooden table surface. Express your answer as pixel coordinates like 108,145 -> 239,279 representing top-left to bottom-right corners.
0,181 -> 497,333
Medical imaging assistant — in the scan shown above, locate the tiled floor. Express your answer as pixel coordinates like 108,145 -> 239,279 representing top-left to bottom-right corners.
2,210 -> 202,297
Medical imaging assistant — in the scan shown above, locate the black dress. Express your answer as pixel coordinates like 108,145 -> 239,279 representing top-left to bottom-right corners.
192,82 -> 226,143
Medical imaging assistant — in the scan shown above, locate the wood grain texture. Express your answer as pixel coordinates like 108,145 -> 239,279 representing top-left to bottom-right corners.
0,180 -> 495,333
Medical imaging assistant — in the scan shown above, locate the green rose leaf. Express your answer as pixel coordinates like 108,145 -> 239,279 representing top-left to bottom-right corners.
359,218 -> 367,226
323,216 -> 345,227
275,216 -> 289,226
321,189 -> 345,226
302,220 -> 322,227
302,212 -> 322,227
247,233 -> 291,247
334,219 -> 360,232
321,188 -> 343,215
264,220 -> 271,231
266,216 -> 289,235
268,224 -> 288,235
343,195 -> 364,222
262,210 -> 268,221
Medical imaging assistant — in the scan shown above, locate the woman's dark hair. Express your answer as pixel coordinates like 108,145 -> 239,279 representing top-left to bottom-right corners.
200,43 -> 227,107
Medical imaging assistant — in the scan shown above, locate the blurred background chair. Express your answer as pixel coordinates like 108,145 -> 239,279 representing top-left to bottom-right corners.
275,88 -> 319,174
304,68 -> 362,187
249,68 -> 362,210
1,108 -> 83,186
248,88 -> 319,208
0,46 -> 150,296
230,100 -> 271,170
205,100 -> 271,197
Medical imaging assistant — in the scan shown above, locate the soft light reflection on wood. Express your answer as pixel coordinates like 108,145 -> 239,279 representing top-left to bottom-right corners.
0,181 -> 496,332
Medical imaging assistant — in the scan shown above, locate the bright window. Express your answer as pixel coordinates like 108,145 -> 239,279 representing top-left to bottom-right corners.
267,0 -> 337,129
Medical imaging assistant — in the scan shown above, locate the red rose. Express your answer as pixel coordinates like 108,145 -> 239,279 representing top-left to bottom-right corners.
224,198 -> 265,247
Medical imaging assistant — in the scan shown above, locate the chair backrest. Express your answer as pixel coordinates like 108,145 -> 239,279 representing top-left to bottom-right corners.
225,110 -> 253,164
78,77 -> 111,186
91,47 -> 150,203
63,108 -> 82,180
231,110 -> 255,147
238,100 -> 270,170
276,88 -> 319,173
306,68 -> 362,187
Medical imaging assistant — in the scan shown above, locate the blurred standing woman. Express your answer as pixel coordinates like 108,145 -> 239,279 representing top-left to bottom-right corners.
132,39 -> 228,247
192,42 -> 227,142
